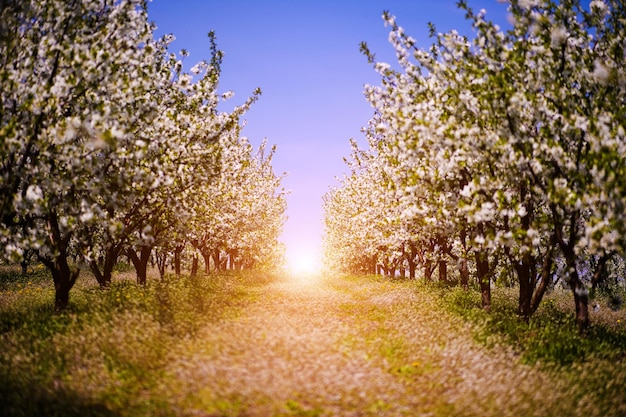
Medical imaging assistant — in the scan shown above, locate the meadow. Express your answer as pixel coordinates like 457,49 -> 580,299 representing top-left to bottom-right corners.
1,266 -> 625,417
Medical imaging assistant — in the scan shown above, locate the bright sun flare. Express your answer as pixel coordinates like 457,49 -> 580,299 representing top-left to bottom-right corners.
287,251 -> 321,276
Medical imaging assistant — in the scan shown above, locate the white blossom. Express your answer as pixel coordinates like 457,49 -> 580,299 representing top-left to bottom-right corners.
592,60 -> 610,83
25,185 -> 43,201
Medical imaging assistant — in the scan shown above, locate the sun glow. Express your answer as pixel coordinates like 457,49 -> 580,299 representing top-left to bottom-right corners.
287,250 -> 321,277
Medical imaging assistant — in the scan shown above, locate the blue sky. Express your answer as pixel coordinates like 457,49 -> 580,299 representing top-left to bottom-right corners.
147,0 -> 509,267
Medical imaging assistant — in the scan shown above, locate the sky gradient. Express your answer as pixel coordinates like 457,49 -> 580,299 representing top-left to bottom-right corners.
147,0 -> 509,268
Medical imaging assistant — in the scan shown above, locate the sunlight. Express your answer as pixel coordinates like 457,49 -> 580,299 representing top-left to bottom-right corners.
287,250 -> 321,278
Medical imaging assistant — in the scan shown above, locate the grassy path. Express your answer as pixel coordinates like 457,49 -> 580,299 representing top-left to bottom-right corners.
157,274 -> 577,416
2,271 -> 623,416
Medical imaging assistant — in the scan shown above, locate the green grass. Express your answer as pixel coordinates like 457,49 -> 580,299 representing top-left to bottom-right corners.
438,284 -> 626,368
0,267 -> 275,417
1,268 -> 625,416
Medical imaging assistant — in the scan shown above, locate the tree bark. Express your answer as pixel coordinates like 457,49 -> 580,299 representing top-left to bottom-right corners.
89,245 -> 122,288
38,211 -> 80,311
40,250 -> 80,311
212,249 -> 221,272
173,245 -> 183,276
475,251 -> 492,312
530,238 -> 557,314
459,257 -> 469,290
553,206 -> 590,334
438,259 -> 447,283
515,252 -> 535,322
190,254 -> 199,278
42,256 -> 80,311
126,245 -> 152,285
201,250 -> 211,274
423,259 -> 435,281
155,250 -> 167,279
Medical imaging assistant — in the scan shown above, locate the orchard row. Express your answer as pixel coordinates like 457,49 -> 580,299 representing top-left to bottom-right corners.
323,0 -> 626,332
0,0 -> 286,310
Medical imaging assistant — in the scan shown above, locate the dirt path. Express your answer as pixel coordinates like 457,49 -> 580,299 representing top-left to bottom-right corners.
161,275 -> 579,416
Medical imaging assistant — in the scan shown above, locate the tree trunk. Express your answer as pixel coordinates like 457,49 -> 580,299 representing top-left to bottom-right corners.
173,245 -> 183,276
459,257 -> 469,290
126,245 -> 152,285
564,256 -> 590,334
89,245 -> 122,288
591,254 -> 611,291
475,251 -> 491,312
516,252 -> 534,322
39,211 -> 80,311
530,238 -> 557,314
155,250 -> 167,279
423,259 -> 435,281
229,249 -> 239,271
40,252 -> 80,311
438,259 -> 447,283
407,258 -> 416,279
571,277 -> 590,334
190,254 -> 199,278
212,249 -> 221,272
201,250 -> 211,274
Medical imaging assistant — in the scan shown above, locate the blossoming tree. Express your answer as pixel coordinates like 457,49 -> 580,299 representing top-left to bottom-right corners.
326,0 -> 626,332
0,0 -> 281,309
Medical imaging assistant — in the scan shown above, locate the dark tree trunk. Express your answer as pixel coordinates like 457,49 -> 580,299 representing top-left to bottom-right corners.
126,245 -> 152,285
173,245 -> 183,276
563,254 -> 590,334
530,238 -> 557,315
516,252 -> 535,322
367,257 -> 375,275
475,251 -> 491,312
553,206 -> 590,334
571,275 -> 590,334
90,245 -> 122,288
405,243 -> 417,279
155,250 -> 167,279
40,251 -> 80,311
423,259 -> 435,281
591,254 -> 611,291
407,258 -> 416,279
51,262 -> 79,311
459,257 -> 469,290
228,249 -> 239,271
190,255 -> 199,278
438,259 -> 447,283
38,211 -> 80,311
201,250 -> 211,274
212,249 -> 221,272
